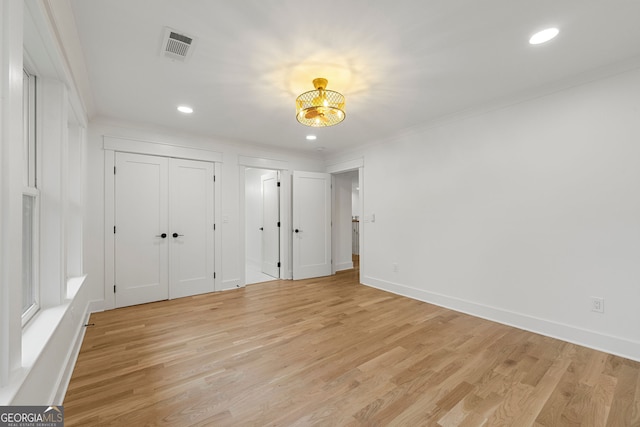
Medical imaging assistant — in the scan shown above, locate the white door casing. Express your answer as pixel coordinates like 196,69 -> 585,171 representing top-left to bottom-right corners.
169,159 -> 215,299
115,152 -> 169,307
261,171 -> 280,278
292,171 -> 332,280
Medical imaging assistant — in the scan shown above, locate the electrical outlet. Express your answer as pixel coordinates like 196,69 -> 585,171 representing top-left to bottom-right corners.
591,297 -> 604,313
392,262 -> 399,273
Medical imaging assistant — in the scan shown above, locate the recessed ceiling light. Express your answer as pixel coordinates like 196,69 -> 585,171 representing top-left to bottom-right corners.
177,105 -> 193,114
529,28 -> 559,45
306,135 -> 317,140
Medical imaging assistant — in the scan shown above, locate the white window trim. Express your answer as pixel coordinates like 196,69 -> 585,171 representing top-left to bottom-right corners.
22,69 -> 39,327
21,187 -> 40,327
23,70 -> 36,188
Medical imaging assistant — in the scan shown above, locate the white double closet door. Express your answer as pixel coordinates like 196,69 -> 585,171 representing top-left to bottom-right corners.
114,152 -> 215,308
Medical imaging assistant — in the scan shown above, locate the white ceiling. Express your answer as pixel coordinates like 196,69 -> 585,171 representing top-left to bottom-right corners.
67,0 -> 640,156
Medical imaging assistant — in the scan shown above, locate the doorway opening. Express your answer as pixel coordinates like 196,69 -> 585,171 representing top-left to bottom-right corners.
245,168 -> 280,285
241,162 -> 362,286
332,170 -> 360,280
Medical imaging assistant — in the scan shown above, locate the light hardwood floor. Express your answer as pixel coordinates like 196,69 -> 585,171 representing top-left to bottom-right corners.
65,268 -> 640,426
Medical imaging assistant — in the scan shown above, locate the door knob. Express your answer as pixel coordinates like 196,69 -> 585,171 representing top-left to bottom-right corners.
259,227 -> 264,231
172,233 -> 184,238
294,229 -> 300,233
155,233 -> 167,238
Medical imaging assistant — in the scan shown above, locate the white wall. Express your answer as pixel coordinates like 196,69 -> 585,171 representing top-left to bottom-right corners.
84,119 -> 324,304
329,66 -> 640,361
66,124 -> 85,278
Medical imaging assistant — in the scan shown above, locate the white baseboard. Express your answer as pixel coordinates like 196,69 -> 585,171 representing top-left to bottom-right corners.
362,275 -> 640,362
221,278 -> 242,291
336,261 -> 354,272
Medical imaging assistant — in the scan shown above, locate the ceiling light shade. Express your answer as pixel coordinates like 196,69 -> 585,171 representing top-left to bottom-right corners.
177,105 -> 193,113
529,28 -> 559,45
296,78 -> 345,127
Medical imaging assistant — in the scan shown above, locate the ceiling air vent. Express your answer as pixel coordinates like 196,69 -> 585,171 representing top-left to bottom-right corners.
161,27 -> 195,62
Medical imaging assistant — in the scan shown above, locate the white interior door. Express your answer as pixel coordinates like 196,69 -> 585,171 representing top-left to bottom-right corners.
169,159 -> 215,298
261,171 -> 280,278
292,171 -> 332,280
115,152 -> 169,307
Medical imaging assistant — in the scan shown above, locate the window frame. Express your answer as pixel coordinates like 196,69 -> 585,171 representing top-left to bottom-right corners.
22,69 -> 39,326
21,190 -> 40,325
23,69 -> 36,188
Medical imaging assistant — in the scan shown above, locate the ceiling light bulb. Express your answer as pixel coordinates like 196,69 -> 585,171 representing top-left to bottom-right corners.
177,105 -> 193,113
306,135 -> 317,140
529,28 -> 559,45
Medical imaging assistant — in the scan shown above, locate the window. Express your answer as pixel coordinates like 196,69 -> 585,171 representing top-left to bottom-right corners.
22,69 -> 39,325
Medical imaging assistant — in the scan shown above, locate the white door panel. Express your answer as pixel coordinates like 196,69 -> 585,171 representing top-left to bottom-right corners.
169,159 -> 215,298
261,171 -> 280,278
115,152 -> 169,307
292,171 -> 332,279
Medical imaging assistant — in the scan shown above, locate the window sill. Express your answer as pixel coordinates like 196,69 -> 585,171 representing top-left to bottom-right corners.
24,275 -> 86,366
0,275 -> 87,404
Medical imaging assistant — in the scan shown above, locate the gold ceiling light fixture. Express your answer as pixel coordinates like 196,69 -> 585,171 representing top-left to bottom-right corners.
296,78 -> 345,127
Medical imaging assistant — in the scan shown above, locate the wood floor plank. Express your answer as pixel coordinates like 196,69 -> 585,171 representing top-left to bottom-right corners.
535,358 -> 580,426
510,346 -> 573,426
64,271 -> 640,426
605,364 -> 639,427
